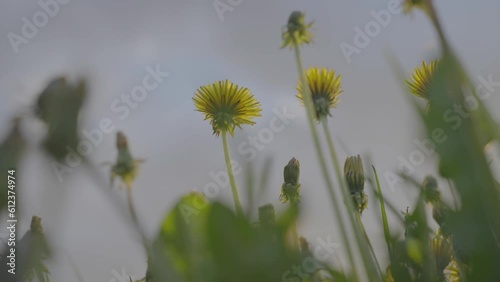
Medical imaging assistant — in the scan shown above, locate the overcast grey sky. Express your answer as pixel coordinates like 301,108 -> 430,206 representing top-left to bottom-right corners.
1,0 -> 500,281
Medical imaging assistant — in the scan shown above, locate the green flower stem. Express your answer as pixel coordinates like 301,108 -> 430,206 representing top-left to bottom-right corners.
355,211 -> 383,278
291,201 -> 299,250
125,182 -> 153,259
321,119 -> 383,281
292,42 -> 360,280
222,131 -> 244,217
126,184 -> 139,226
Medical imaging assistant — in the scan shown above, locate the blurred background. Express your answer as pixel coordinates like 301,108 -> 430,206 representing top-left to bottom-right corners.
1,0 -> 499,280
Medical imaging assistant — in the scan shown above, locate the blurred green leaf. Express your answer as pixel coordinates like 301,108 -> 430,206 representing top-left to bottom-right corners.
153,193 -> 214,282
207,203 -> 298,282
36,77 -> 86,161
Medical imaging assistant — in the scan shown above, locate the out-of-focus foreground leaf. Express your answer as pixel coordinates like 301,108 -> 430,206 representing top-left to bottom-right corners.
0,216 -> 51,282
423,53 -> 500,280
36,77 -> 86,161
149,193 -> 301,282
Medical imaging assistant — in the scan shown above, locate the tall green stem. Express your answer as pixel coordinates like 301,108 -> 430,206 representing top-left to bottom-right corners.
356,212 -> 383,278
291,201 -> 299,249
126,183 -> 150,250
222,131 -> 244,217
292,43 -> 360,280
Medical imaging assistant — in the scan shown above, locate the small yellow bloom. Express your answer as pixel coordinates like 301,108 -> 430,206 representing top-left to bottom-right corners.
297,67 -> 342,121
407,60 -> 439,101
193,80 -> 261,136
281,11 -> 314,49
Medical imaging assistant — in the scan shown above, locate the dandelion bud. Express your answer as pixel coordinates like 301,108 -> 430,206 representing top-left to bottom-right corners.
281,11 -> 314,49
403,208 -> 419,240
344,155 -> 367,214
280,158 -> 301,203
258,204 -> 276,227
116,131 -> 129,149
299,237 -> 310,254
111,131 -> 140,189
344,155 -> 365,194
30,216 -> 44,233
284,157 -> 300,186
422,175 -> 441,203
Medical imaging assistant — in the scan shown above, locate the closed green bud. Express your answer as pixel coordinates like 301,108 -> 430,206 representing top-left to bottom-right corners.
111,131 -> 143,190
422,176 -> 441,203
403,208 -> 419,240
30,216 -> 43,233
284,157 -> 300,186
281,11 -> 314,49
344,155 -> 367,214
280,158 -> 301,203
344,155 -> 365,194
258,204 -> 276,227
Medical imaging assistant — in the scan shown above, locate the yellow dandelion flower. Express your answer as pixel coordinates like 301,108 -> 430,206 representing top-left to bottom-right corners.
297,67 -> 343,121
407,60 -> 439,101
193,80 -> 262,136
281,11 -> 314,49
432,230 -> 453,277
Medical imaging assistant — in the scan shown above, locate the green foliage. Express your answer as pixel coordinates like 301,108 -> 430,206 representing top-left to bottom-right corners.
36,77 -> 86,161
149,194 -> 300,282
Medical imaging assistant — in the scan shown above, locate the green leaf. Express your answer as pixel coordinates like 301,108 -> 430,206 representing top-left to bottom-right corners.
153,193 -> 214,282
207,203 -> 297,282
